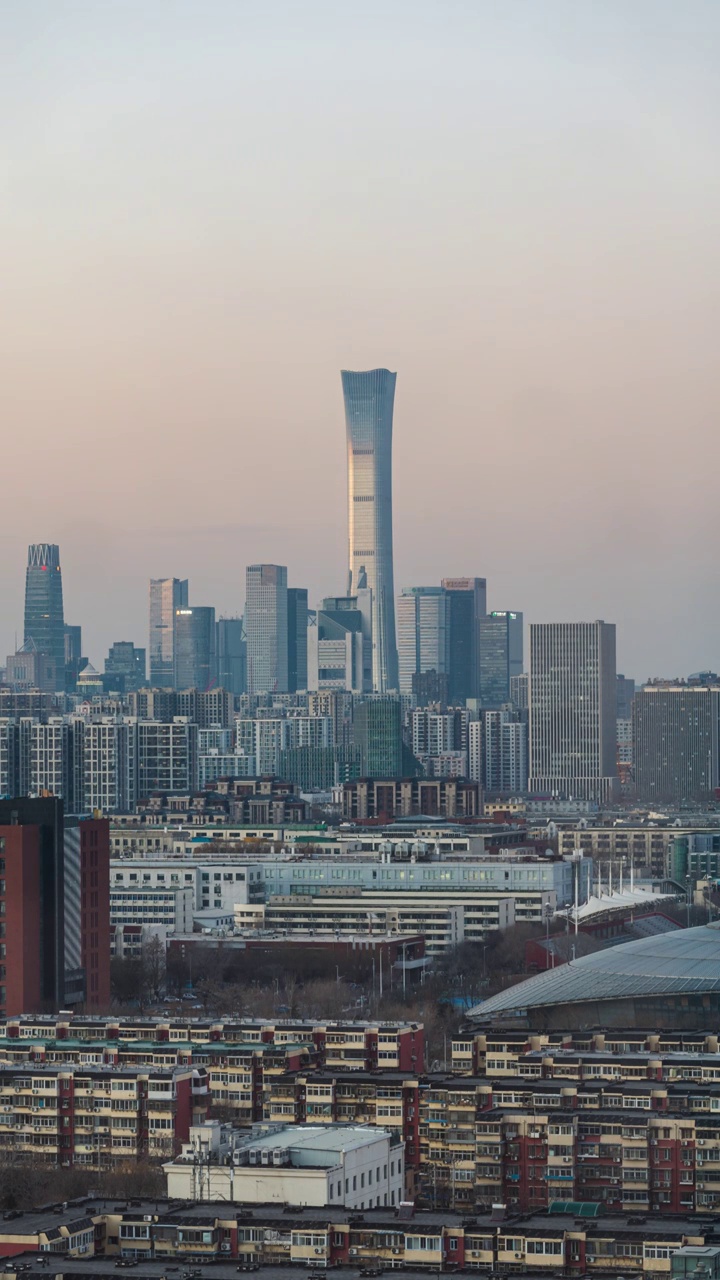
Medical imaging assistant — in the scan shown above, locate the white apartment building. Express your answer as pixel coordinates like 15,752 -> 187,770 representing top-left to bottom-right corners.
109,882 -> 194,933
82,718 -> 137,813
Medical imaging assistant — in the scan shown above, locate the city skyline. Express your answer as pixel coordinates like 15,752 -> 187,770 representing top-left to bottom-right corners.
4,2 -> 720,677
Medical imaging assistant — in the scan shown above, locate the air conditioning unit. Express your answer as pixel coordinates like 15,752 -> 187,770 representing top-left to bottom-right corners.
515,1253 -> 523,1260
563,1156 -> 572,1164
349,1249 -> 358,1257
587,1257 -> 596,1264
392,1248 -> 401,1255
698,1140 -> 706,1146
221,1242 -> 231,1252
315,1247 -> 325,1255
261,1149 -> 271,1165
144,1215 -> 153,1223
650,1140 -> 658,1146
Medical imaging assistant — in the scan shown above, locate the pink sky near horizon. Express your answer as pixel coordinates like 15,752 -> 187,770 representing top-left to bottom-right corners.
2,0 -> 720,679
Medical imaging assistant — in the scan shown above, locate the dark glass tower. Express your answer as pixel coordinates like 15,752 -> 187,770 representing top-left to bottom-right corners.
342,369 -> 399,692
24,544 -> 66,690
173,606 -> 216,691
287,587 -> 308,692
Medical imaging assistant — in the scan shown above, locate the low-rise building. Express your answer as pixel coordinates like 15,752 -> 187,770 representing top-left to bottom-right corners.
164,1120 -> 405,1208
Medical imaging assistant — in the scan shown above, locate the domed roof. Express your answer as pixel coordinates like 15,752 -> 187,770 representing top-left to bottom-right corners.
468,922 -> 720,1021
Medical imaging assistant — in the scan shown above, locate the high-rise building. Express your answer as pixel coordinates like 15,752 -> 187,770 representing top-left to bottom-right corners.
397,587 -> 449,698
287,588 -> 308,693
173,606 -> 216,691
616,673 -> 635,720
104,641 -> 146,693
342,368 -> 399,692
353,696 -> 403,778
0,797 -> 110,1014
510,672 -> 529,711
472,708 -> 529,794
64,624 -> 83,692
149,578 -> 188,687
633,684 -> 720,804
137,718 -> 198,798
308,594 -> 372,694
4,642 -> 60,694
217,618 -> 246,695
441,578 -> 487,705
23,544 -> 66,690
529,621 -> 618,803
245,565 -> 288,694
478,611 -> 524,708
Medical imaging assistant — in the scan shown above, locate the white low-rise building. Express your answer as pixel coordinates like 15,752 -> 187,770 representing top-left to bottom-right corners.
164,1121 -> 405,1209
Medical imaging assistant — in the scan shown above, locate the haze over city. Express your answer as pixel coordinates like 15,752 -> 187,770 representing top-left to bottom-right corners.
4,0 -> 720,675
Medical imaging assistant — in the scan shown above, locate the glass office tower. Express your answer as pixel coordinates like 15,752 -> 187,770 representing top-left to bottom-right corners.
478,610 -> 524,708
149,578 -> 188,687
173,606 -> 216,691
24,543 -> 66,690
342,368 -> 399,693
245,565 -> 288,694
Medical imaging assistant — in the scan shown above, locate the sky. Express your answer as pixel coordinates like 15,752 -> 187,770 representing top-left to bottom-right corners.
2,0 -> 719,681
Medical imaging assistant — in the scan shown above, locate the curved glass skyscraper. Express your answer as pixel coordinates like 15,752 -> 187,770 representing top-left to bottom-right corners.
341,368 -> 399,692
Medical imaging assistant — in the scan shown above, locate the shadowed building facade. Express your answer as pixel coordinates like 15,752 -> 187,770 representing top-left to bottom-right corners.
342,368 -> 399,693
23,543 -> 66,690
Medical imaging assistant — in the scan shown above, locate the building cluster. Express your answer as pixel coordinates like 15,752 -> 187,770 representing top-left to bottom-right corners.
2,1199 -> 717,1275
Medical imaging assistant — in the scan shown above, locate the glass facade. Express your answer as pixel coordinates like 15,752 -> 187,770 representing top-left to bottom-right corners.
173,607 -> 216,691
216,617 -> 246,695
23,543 -> 66,690
478,611 -> 524,708
287,587 -> 308,693
245,565 -> 288,694
353,696 -> 403,778
397,587 -> 449,697
149,578 -> 188,687
342,369 -> 399,693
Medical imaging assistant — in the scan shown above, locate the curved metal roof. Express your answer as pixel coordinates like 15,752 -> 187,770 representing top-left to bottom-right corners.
468,922 -> 720,1019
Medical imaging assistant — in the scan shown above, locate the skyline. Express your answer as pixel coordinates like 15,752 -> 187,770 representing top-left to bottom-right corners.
4,1 -> 720,676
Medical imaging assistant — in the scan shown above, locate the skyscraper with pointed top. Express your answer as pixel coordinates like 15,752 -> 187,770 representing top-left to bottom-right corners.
341,368 -> 399,692
23,543 -> 66,690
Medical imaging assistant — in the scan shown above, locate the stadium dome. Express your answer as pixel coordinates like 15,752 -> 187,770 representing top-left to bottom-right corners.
467,921 -> 720,1030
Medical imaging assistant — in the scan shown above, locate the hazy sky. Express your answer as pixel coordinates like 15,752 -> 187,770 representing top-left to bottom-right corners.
3,0 -> 719,680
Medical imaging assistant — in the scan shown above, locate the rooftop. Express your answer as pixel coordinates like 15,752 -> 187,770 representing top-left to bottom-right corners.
469,921 -> 720,1021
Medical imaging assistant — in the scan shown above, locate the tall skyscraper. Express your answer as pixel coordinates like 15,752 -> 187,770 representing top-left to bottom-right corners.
217,617 -> 246,695
342,368 -> 399,692
245,565 -> 288,694
441,577 -> 487,704
173,606 -> 216,691
397,587 -> 450,697
529,621 -> 618,803
23,544 -> 66,690
287,587 -> 308,693
478,610 -> 524,708
149,578 -> 188,687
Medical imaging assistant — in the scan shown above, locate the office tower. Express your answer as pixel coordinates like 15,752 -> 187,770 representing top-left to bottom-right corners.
0,797 -> 110,1014
137,719 -> 198,798
353,696 -> 403,777
397,587 -> 450,698
245,565 -> 288,694
104,641 -> 147,693
217,617 -> 246,695
287,588 -> 308,693
308,594 -> 372,693
173,606 -> 216,691
149,578 -> 188,687
5,642 -> 60,693
633,683 -> 720,804
510,672 -> 529,711
529,621 -> 618,803
616,673 -> 635,720
64,624 -> 83,691
23,544 -> 66,690
478,611 -> 524,708
342,368 -> 399,692
411,669 -> 450,707
441,577 -> 487,704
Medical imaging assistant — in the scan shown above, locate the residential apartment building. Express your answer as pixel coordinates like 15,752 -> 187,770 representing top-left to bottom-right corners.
0,1063 -> 208,1168
342,777 -> 481,819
